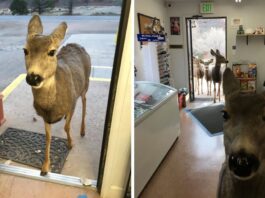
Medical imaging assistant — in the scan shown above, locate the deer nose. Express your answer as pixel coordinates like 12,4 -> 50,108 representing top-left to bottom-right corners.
26,73 -> 43,86
229,151 -> 259,178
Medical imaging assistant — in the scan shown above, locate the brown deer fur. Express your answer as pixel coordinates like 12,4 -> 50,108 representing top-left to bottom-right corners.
210,49 -> 228,103
193,56 -> 204,95
24,15 -> 91,175
200,59 -> 213,96
218,68 -> 265,197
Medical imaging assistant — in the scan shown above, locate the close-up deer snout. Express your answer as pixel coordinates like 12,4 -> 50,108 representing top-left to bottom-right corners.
26,73 -> 43,87
228,150 -> 260,179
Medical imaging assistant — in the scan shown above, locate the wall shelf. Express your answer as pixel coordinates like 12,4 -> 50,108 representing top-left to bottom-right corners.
232,63 -> 257,93
237,34 -> 265,45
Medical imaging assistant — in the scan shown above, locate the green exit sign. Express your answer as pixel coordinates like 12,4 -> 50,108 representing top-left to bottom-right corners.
200,2 -> 214,14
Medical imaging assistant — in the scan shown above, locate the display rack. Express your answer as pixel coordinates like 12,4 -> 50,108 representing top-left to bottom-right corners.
157,42 -> 171,86
232,63 -> 257,93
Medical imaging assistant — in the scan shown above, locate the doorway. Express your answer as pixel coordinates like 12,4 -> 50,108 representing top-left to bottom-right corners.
186,17 -> 227,102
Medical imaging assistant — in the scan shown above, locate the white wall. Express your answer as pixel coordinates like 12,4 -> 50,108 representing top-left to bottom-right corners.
167,0 -> 265,91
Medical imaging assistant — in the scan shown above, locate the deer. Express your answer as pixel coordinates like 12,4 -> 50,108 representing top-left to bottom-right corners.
218,68 -> 265,198
200,59 -> 214,96
24,15 -> 91,175
210,49 -> 228,103
193,56 -> 204,95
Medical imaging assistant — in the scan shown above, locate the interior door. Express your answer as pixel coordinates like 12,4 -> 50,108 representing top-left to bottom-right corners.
186,18 -> 195,101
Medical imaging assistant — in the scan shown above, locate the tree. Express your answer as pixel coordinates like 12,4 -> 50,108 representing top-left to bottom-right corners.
10,0 -> 29,15
68,0 -> 73,15
32,0 -> 55,14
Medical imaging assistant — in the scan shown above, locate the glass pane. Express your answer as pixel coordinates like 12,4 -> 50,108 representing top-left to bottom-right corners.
0,0 -> 123,182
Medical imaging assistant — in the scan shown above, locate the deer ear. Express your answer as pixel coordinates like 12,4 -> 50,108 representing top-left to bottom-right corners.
216,49 -> 221,55
210,49 -> 216,56
223,68 -> 240,98
51,22 -> 67,42
28,15 -> 43,37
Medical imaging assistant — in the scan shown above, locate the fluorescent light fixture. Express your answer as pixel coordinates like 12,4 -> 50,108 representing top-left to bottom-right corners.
235,0 -> 242,3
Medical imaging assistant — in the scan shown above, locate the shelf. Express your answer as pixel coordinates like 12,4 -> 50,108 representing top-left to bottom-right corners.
240,90 -> 256,93
237,34 -> 265,45
232,63 -> 257,94
236,77 -> 256,81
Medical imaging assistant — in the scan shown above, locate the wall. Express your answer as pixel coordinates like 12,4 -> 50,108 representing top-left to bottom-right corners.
135,0 -> 172,84
167,0 -> 265,91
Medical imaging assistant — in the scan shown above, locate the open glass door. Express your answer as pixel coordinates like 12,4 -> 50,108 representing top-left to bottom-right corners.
186,18 -> 195,101
186,17 -> 227,102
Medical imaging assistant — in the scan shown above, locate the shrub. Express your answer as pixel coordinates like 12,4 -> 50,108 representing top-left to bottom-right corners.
10,0 -> 29,15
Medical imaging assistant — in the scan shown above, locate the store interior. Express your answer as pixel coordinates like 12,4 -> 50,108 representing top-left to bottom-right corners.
135,0 -> 265,197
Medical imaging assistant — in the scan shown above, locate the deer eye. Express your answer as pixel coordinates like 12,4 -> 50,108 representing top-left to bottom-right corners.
48,50 -> 56,56
23,48 -> 28,56
221,110 -> 230,121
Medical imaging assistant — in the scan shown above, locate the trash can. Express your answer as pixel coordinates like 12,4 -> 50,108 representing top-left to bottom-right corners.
178,88 -> 188,109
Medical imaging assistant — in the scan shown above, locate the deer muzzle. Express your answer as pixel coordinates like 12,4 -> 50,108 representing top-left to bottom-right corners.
229,150 -> 260,179
26,73 -> 43,87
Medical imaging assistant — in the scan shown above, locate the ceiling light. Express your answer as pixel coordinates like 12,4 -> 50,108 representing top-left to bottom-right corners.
235,0 -> 242,3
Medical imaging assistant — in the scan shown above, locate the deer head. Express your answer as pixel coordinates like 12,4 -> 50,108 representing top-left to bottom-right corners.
223,68 -> 265,180
210,49 -> 228,65
24,15 -> 67,89
200,59 -> 213,70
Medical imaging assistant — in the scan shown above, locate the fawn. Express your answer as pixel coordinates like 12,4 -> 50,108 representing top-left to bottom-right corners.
193,56 -> 204,95
24,15 -> 91,175
210,49 -> 228,103
218,68 -> 265,197
200,59 -> 213,96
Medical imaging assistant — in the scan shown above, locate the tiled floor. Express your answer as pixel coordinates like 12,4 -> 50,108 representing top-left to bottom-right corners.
139,99 -> 225,198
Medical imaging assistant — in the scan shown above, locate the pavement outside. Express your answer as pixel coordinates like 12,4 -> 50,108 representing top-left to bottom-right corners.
0,16 -> 118,180
0,16 -> 119,91
0,79 -> 109,180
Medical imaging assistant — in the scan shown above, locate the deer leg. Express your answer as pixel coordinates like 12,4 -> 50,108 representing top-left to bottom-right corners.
80,92 -> 87,137
207,81 -> 210,96
218,83 -> 221,101
197,78 -> 200,95
210,81 -> 212,96
201,78 -> 203,94
64,112 -> 73,149
213,83 -> 216,103
41,122 -> 51,176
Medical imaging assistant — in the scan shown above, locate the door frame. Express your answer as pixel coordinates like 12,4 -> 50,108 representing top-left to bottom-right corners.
185,16 -> 227,102
97,0 -> 131,193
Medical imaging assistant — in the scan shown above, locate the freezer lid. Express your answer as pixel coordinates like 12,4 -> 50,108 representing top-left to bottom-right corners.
134,81 -> 177,121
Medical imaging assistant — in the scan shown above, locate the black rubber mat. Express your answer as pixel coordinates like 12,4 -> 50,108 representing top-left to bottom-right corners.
187,104 -> 224,136
0,127 -> 69,173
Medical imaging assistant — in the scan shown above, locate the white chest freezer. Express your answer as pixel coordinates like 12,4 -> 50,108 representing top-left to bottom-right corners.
135,81 -> 181,197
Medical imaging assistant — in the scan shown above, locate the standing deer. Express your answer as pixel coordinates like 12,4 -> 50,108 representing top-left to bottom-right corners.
24,15 -> 91,175
200,59 -> 214,96
210,49 -> 228,103
218,68 -> 265,198
193,56 -> 204,95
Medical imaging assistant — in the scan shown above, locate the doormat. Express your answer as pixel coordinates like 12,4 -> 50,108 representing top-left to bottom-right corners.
185,103 -> 224,136
0,127 -> 70,173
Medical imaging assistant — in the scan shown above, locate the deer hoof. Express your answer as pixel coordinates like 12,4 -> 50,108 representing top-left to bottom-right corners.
40,171 -> 48,176
81,133 -> 85,137
68,143 -> 73,150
